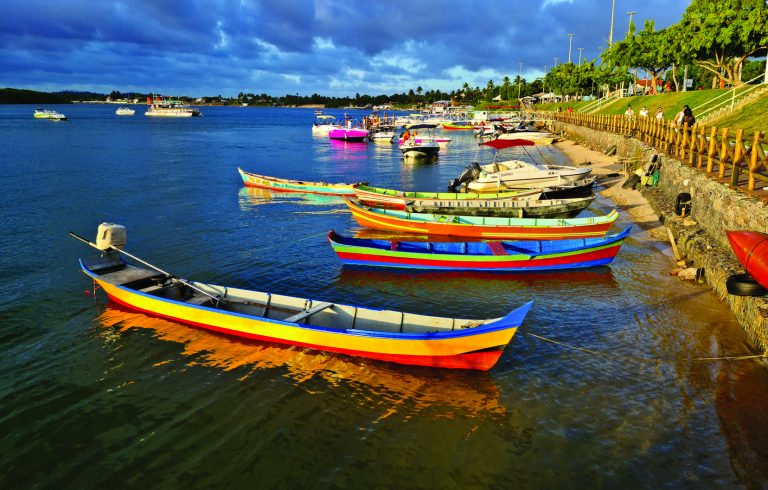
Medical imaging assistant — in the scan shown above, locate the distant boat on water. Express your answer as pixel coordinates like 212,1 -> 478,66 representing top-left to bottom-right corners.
145,95 -> 202,117
33,109 -> 67,121
115,107 -> 135,116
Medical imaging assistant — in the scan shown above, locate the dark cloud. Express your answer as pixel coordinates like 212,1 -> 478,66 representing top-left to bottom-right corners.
0,0 -> 691,97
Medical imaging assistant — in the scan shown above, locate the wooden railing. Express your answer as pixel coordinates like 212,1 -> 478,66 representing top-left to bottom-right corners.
550,112 -> 768,192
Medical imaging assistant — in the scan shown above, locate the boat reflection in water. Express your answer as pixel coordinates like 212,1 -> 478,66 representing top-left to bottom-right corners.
238,186 -> 344,209
95,305 -> 513,419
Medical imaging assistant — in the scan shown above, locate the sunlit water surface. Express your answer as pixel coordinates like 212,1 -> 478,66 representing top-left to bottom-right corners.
1,105 -> 766,488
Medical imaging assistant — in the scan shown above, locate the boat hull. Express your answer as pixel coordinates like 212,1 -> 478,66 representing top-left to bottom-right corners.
344,198 -> 618,240
354,185 -> 541,211
405,196 -> 595,218
726,230 -> 768,289
328,227 -> 630,271
328,128 -> 369,142
238,167 -> 360,196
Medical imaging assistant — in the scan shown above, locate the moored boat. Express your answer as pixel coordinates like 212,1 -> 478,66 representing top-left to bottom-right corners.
400,123 -> 441,159
404,195 -> 596,218
449,139 -> 591,192
238,167 -> 363,195
726,230 -> 768,288
33,109 -> 67,120
145,95 -> 202,117
344,198 -> 618,240
71,223 -> 533,370
311,115 -> 340,135
116,106 -> 136,116
354,184 -> 541,210
328,127 -> 369,142
497,132 -> 559,145
328,227 -> 630,271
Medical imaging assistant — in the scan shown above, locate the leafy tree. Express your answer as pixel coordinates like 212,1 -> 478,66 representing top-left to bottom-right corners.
677,0 -> 768,86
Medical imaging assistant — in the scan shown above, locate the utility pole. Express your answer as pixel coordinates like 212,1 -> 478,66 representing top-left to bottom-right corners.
627,11 -> 637,36
578,48 -> 584,67
627,11 -> 637,95
554,57 -> 559,66
609,0 -> 616,46
518,62 -> 523,99
568,33 -> 574,64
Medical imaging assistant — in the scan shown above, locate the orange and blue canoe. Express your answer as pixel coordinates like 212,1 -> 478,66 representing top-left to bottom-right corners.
343,198 -> 619,240
76,249 -> 533,371
238,167 -> 364,196
328,227 -> 630,271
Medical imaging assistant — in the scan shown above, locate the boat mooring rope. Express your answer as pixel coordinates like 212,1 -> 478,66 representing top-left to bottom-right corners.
524,331 -> 768,363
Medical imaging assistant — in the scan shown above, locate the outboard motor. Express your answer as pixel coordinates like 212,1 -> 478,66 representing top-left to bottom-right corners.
448,162 -> 482,191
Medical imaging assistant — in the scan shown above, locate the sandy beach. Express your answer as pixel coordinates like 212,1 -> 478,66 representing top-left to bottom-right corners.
554,139 -> 668,241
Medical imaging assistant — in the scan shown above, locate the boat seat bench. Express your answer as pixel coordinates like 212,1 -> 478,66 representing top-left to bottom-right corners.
284,302 -> 334,324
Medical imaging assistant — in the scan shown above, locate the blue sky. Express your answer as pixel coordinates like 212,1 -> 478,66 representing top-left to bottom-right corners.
0,0 -> 691,98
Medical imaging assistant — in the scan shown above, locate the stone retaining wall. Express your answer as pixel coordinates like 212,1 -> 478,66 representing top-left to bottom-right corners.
552,120 -> 768,354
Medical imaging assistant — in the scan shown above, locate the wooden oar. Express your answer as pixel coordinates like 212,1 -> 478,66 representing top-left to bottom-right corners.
69,232 -> 227,305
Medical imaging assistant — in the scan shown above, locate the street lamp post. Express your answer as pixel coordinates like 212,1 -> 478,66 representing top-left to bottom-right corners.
627,11 -> 637,35
568,33 -> 574,63
554,57 -> 559,66
578,48 -> 584,67
517,62 -> 523,99
609,0 -> 616,46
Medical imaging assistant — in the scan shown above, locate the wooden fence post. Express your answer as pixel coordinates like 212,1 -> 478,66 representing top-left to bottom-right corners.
730,129 -> 744,187
706,127 -> 718,173
719,128 -> 730,179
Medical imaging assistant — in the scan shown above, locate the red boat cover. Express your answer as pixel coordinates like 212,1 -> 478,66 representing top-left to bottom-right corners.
481,139 -> 535,150
725,230 -> 768,288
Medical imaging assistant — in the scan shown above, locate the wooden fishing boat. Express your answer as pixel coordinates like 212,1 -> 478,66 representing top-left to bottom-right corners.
344,198 -> 619,240
238,167 -> 364,196
726,230 -> 768,288
354,184 -> 541,210
404,195 -> 596,218
328,227 -> 630,271
70,224 -> 533,370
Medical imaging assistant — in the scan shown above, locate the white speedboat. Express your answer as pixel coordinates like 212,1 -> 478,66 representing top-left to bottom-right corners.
498,131 -> 558,145
33,109 -> 67,120
451,138 -> 591,192
400,124 -> 440,159
311,115 -> 340,135
368,124 -> 396,142
115,106 -> 135,116
145,95 -> 201,117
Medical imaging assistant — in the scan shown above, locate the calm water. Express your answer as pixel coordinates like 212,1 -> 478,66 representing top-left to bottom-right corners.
1,104 -> 767,488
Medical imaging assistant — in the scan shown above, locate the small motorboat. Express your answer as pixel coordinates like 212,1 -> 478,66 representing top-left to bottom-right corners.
70,223 -> 533,370
311,115 -> 339,135
368,124 -> 396,142
328,115 -> 369,141
328,226 -> 630,271
116,106 -> 136,116
400,124 -> 441,159
33,109 -> 67,120
448,139 -> 591,192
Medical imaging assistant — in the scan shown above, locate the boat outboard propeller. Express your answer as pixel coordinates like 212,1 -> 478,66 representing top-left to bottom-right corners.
448,162 -> 482,191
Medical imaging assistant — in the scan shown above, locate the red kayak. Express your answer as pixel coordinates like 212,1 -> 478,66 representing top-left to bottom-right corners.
725,230 -> 768,288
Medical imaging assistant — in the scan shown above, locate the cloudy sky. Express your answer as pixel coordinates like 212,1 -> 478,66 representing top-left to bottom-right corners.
0,0 -> 691,98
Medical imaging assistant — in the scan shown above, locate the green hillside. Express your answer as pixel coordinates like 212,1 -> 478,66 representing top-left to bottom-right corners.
535,88 -> 768,134
0,88 -> 70,104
